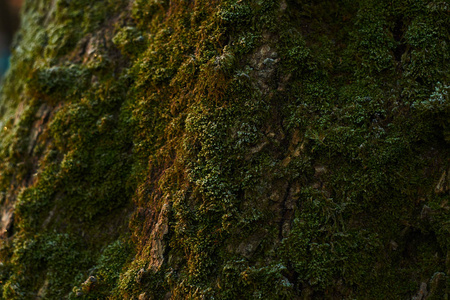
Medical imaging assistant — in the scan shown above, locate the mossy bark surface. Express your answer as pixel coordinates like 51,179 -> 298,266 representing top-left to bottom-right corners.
0,0 -> 449,299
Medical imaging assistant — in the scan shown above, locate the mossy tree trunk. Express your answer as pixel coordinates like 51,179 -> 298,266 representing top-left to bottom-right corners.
0,0 -> 449,299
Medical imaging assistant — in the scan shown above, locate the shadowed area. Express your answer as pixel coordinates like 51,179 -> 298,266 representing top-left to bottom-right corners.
0,0 -> 21,77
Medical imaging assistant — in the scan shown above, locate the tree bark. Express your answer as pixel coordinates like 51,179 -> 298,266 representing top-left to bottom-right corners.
0,0 -> 449,299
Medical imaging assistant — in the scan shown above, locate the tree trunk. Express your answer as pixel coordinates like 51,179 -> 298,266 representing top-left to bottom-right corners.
0,0 -> 449,299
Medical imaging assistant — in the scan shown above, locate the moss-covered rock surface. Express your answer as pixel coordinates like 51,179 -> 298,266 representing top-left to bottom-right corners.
0,0 -> 449,299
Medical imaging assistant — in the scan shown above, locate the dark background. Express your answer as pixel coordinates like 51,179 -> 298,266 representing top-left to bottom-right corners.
0,0 -> 22,77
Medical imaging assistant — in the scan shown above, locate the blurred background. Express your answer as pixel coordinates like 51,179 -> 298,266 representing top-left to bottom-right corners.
0,0 -> 22,78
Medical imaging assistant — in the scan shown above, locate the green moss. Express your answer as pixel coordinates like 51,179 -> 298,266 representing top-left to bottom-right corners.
0,0 -> 449,299
69,239 -> 134,299
28,65 -> 89,105
2,233 -> 91,299
112,27 -> 146,58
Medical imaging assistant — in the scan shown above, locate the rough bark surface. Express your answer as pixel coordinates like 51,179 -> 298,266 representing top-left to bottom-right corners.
0,0 -> 449,299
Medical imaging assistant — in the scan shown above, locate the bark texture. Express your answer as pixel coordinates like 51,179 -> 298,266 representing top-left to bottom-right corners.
0,0 -> 449,299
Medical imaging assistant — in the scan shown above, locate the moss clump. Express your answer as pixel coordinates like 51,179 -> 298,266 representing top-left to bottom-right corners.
27,65 -> 89,105
70,239 -> 134,299
1,233 -> 91,299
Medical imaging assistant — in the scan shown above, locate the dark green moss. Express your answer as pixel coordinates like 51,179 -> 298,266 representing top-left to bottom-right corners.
0,0 -> 449,299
